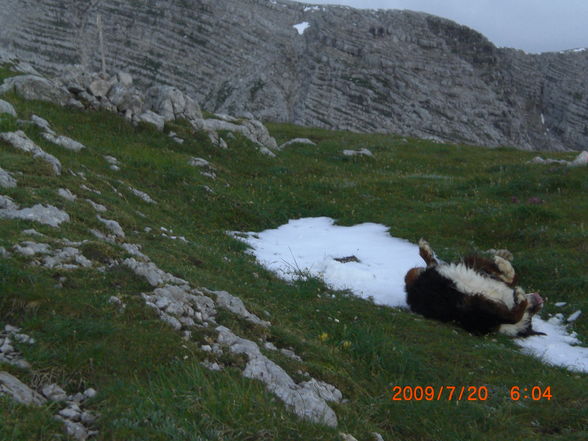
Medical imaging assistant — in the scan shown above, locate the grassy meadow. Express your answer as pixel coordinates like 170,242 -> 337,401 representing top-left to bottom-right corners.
1,65 -> 587,440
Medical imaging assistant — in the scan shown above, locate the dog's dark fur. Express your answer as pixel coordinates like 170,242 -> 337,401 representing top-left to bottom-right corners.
405,240 -> 544,337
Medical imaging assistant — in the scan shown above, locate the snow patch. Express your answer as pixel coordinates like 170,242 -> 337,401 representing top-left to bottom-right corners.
232,217 -> 421,307
293,22 -> 310,35
234,217 -> 588,373
516,314 -> 588,373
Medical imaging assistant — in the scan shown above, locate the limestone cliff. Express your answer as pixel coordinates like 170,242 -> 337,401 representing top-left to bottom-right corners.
1,0 -> 587,151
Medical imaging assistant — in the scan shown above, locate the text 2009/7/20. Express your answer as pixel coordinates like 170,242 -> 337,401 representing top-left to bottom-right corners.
391,386 -> 489,401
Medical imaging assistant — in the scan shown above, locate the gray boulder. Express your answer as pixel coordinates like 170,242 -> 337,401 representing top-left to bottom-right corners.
0,204 -> 70,227
0,131 -> 62,175
107,84 -> 144,117
0,75 -> 70,105
206,289 -> 270,327
138,110 -> 165,131
0,167 -> 17,188
42,132 -> 86,152
202,117 -> 277,151
88,78 -> 112,98
0,98 -> 16,117
143,85 -> 202,122
216,326 -> 339,427
278,138 -> 316,150
116,71 -> 133,87
0,371 -> 47,406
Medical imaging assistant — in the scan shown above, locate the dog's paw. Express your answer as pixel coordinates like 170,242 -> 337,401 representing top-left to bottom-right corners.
488,248 -> 514,262
418,239 -> 438,267
494,255 -> 516,284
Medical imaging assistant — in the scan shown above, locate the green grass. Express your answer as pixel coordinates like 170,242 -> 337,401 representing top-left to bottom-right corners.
1,64 -> 587,440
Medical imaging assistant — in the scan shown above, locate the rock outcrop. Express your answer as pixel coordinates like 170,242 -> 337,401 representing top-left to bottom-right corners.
1,0 -> 587,151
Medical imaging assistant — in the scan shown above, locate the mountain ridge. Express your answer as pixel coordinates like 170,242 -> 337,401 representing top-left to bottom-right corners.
1,0 -> 587,151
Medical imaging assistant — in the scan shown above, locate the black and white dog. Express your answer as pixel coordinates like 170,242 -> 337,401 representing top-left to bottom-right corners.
405,240 -> 544,337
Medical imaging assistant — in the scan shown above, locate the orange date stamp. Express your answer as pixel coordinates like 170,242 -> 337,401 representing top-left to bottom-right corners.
391,385 -> 552,401
391,385 -> 489,401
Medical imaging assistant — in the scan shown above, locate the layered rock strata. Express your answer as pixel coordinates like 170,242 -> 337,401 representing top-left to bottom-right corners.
1,0 -> 587,151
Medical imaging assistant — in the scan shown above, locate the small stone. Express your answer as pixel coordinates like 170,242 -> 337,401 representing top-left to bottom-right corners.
342,148 -> 373,157
58,188 -> 77,201
61,419 -> 89,441
0,167 -> 17,188
0,98 -> 17,117
96,215 -> 125,237
80,410 -> 97,425
42,383 -> 68,402
83,388 -> 97,399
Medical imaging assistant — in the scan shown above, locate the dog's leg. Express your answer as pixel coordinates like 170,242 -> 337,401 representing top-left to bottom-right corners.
418,239 -> 438,268
493,256 -> 516,285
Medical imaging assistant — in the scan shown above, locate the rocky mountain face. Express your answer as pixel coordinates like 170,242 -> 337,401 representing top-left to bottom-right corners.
1,0 -> 587,151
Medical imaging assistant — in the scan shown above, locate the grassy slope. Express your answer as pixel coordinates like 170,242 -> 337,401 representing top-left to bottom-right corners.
1,66 -> 587,440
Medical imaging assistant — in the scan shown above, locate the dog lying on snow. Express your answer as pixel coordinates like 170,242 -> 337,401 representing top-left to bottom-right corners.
404,240 -> 544,337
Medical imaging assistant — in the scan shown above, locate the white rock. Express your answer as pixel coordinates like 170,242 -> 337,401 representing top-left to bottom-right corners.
0,194 -> 18,210
42,383 -> 68,402
97,215 -> 125,237
116,71 -> 133,87
103,155 -> 119,165
570,151 -> 588,167
343,148 -> 373,157
0,204 -> 70,227
207,289 -> 270,327
83,387 -> 97,399
188,157 -> 212,168
278,138 -> 316,149
85,199 -> 107,212
0,131 -> 61,175
201,360 -> 222,371
138,110 -> 165,131
0,167 -> 17,188
80,410 -> 97,424
61,419 -> 89,441
0,371 -> 47,406
0,98 -> 16,117
216,326 -> 339,427
31,115 -> 53,133
123,258 -> 188,286
13,241 -> 51,256
88,78 -> 112,98
0,75 -> 71,105
42,132 -> 86,152
121,243 -> 149,260
22,228 -> 44,236
58,188 -> 77,201
127,186 -> 156,204
281,348 -> 303,362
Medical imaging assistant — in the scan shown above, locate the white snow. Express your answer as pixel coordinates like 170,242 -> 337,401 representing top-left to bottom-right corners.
568,310 -> 582,322
293,22 -> 310,35
233,217 -> 422,306
516,314 -> 588,373
234,217 -> 588,373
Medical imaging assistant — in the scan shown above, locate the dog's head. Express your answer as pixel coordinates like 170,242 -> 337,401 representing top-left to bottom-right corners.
500,289 -> 545,337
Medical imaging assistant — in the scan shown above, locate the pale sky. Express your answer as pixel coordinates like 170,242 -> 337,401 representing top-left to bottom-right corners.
293,0 -> 588,53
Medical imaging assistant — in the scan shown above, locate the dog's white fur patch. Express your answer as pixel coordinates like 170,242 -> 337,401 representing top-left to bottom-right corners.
437,263 -> 517,308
